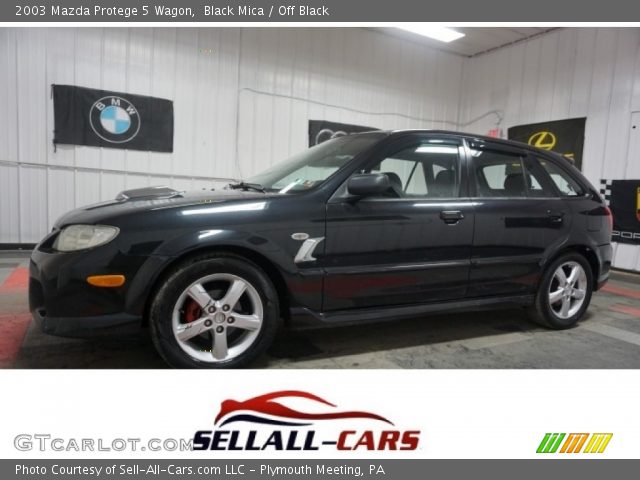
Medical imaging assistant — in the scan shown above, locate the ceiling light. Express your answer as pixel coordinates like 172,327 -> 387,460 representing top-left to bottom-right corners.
396,26 -> 465,43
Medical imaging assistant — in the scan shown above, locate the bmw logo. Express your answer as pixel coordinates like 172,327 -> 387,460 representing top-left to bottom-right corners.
89,96 -> 141,143
315,128 -> 347,145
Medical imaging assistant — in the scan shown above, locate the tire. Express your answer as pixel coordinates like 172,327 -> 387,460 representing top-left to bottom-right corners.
149,253 -> 280,368
528,253 -> 593,329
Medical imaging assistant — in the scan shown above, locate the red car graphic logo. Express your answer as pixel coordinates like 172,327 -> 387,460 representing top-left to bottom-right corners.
214,390 -> 394,427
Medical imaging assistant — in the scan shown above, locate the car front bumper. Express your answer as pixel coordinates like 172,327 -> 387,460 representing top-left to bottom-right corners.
28,241 -> 153,337
31,308 -> 141,337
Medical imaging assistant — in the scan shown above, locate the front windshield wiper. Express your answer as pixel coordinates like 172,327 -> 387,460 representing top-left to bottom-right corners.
227,181 -> 266,193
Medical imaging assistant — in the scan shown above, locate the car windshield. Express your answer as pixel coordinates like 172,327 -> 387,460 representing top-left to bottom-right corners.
245,132 -> 386,193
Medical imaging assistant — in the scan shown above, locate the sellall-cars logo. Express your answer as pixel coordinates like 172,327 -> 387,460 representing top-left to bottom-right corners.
192,390 -> 421,451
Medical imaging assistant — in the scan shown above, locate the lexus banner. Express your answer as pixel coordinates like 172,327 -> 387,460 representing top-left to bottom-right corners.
508,117 -> 586,170
308,120 -> 378,147
52,84 -> 174,152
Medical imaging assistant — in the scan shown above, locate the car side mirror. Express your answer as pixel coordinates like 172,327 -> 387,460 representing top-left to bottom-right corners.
347,173 -> 391,198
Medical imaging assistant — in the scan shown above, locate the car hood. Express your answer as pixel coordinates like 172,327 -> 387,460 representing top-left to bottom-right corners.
54,186 -> 277,227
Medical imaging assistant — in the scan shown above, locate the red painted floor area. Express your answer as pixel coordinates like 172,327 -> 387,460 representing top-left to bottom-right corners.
601,283 -> 640,300
0,314 -> 31,367
0,267 -> 28,292
0,267 -> 31,367
611,304 -> 640,318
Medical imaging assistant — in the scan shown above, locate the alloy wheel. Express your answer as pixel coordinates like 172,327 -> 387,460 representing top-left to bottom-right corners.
548,261 -> 588,320
171,273 -> 263,363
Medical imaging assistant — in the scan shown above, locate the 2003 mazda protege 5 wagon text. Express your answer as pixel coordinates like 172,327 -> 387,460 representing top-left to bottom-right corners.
29,130 -> 613,368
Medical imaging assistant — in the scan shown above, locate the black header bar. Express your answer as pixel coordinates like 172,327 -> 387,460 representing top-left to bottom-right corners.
4,0 -> 640,23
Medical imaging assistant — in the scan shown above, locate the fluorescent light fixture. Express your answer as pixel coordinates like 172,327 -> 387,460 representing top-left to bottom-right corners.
396,26 -> 465,43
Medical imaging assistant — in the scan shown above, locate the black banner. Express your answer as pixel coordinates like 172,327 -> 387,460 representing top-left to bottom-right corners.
600,179 -> 640,244
508,118 -> 586,170
308,120 -> 378,147
53,84 -> 173,152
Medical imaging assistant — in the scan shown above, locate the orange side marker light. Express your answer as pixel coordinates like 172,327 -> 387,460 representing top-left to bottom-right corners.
86,275 -> 126,288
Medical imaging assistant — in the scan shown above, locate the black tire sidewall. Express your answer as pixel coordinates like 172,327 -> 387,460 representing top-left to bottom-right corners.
536,253 -> 593,329
150,255 -> 280,368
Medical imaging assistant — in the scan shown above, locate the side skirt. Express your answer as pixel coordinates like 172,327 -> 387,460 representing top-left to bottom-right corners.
289,294 -> 534,330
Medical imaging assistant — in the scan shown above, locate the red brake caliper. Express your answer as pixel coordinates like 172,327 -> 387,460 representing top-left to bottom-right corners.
183,298 -> 202,323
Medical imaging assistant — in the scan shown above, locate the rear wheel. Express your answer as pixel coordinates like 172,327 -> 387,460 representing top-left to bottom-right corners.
528,253 -> 593,329
149,254 -> 280,368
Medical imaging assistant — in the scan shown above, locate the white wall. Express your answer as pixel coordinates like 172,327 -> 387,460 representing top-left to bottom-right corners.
0,27 -> 464,244
459,27 -> 640,271
3,26 -> 640,272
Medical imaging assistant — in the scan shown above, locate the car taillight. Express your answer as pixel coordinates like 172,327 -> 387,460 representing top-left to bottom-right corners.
604,206 -> 613,230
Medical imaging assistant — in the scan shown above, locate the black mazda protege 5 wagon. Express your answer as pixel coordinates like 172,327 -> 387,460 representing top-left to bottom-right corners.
29,130 -> 612,368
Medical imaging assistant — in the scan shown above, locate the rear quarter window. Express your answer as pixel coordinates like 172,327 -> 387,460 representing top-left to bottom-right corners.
536,157 -> 585,197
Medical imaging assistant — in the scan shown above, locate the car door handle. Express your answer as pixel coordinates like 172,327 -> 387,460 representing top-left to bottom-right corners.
440,210 -> 464,224
547,210 -> 565,224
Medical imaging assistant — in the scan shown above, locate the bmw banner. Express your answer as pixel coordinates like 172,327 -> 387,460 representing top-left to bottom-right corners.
52,84 -> 174,152
308,120 -> 378,147
507,117 -> 586,170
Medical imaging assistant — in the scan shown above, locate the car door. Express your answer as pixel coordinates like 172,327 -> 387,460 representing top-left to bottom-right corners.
322,134 -> 474,311
466,139 -> 572,297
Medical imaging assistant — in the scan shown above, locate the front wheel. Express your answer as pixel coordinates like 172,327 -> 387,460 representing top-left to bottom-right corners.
149,254 -> 280,368
528,253 -> 593,329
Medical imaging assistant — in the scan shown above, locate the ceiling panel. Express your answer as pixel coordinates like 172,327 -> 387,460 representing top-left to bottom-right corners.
370,27 -> 557,57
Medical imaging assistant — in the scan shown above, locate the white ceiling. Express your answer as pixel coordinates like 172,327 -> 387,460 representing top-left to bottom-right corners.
372,27 -> 557,57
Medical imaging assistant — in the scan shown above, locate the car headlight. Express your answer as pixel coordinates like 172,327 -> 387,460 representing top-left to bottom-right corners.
53,225 -> 119,252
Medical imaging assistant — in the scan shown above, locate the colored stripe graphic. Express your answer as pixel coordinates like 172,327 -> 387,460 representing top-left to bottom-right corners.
560,433 -> 589,453
537,433 -> 612,453
537,433 -> 565,453
584,434 -> 613,453
536,433 -> 552,453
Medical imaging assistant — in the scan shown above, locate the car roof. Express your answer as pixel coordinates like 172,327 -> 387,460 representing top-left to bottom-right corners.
378,129 -> 574,166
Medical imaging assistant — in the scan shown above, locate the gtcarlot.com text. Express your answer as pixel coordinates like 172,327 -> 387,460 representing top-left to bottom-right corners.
14,434 -> 193,452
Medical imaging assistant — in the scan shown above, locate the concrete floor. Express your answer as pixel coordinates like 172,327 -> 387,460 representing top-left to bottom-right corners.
2,251 -> 640,368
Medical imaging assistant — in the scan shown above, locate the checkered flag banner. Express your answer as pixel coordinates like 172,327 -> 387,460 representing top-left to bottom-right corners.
599,179 -> 613,206
599,178 -> 640,244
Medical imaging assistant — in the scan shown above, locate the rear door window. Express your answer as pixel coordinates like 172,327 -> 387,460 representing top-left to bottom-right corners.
471,147 -> 559,198
471,149 -> 527,197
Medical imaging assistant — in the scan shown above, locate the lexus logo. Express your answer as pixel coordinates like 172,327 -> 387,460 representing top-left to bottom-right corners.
528,131 -> 557,150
